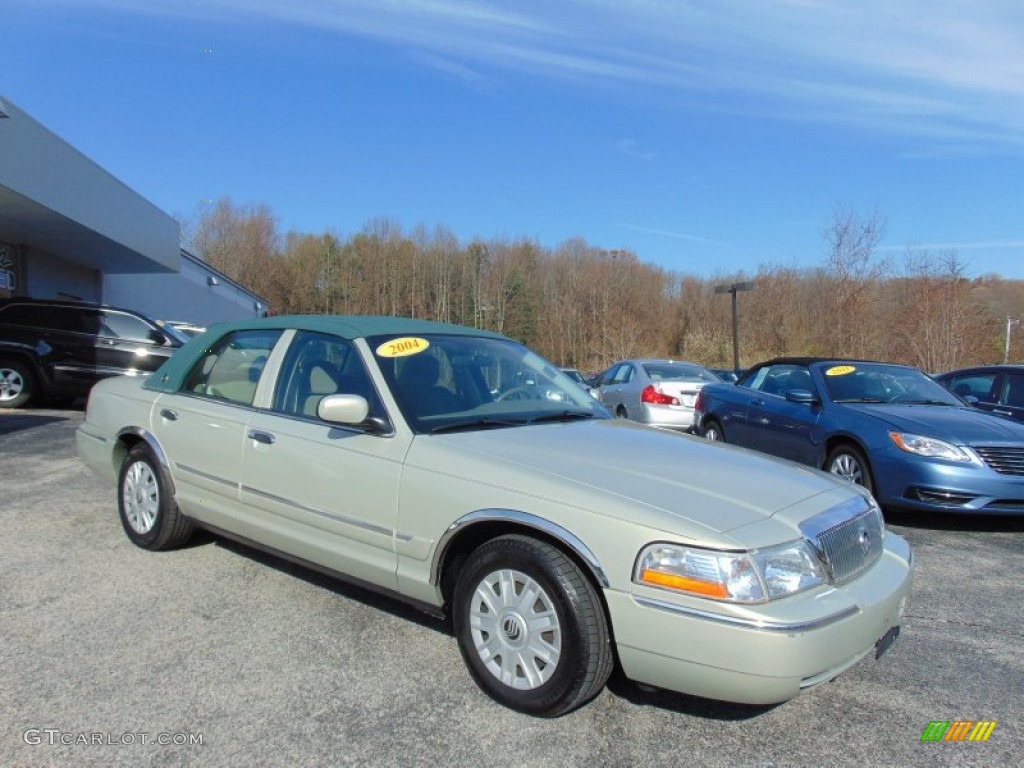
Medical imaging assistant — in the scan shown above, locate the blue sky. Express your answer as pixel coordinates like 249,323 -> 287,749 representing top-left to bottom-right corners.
5,0 -> 1023,279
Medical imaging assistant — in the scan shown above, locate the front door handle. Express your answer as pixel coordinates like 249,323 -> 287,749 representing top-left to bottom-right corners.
993,409 -> 1012,416
160,408 -> 178,421
248,429 -> 276,445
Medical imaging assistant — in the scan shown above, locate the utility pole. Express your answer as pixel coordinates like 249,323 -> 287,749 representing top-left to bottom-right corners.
714,281 -> 756,372
1005,317 -> 1020,364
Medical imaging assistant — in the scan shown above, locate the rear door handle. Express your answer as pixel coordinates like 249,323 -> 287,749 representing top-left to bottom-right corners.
160,408 -> 178,421
247,429 -> 276,445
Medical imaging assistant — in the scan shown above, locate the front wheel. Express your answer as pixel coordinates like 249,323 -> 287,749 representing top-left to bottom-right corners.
118,444 -> 194,550
452,535 -> 613,717
825,444 -> 874,495
0,359 -> 34,409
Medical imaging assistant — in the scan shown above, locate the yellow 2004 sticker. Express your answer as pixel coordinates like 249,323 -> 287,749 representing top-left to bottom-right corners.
376,337 -> 430,358
826,365 -> 856,376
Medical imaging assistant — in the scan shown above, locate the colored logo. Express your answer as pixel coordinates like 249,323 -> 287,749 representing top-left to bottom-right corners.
825,365 -> 855,376
920,721 -> 997,742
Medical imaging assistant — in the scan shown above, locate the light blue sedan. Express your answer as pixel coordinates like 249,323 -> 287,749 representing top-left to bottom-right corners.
694,357 -> 1024,515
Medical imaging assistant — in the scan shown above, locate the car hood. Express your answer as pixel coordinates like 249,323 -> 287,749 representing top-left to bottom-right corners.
407,419 -> 857,540
838,403 -> 1024,443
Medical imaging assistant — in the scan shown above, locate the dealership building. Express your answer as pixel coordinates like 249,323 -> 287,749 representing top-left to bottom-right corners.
0,95 -> 265,324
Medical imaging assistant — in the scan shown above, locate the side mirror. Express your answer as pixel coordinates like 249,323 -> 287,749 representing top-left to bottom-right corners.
317,394 -> 390,434
962,394 -> 979,405
786,388 -> 819,405
148,329 -> 169,345
317,394 -> 370,425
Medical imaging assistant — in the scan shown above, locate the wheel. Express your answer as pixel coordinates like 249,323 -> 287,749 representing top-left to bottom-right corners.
452,534 -> 613,717
702,419 -> 725,442
825,444 -> 874,494
0,359 -> 34,409
118,444 -> 193,550
615,405 -> 628,419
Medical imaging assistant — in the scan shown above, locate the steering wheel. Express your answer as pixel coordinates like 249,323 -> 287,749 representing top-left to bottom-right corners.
496,386 -> 533,402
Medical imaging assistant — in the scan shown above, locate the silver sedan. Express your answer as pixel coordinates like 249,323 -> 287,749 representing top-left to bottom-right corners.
596,358 -> 722,432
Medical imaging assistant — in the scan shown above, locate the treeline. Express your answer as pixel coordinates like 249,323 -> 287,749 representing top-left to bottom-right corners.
187,198 -> 1024,373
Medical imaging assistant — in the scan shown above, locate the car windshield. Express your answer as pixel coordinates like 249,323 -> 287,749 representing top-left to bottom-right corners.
369,334 -> 611,434
820,362 -> 963,405
643,362 -> 719,382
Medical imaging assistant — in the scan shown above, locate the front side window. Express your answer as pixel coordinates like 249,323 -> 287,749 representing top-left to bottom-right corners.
946,373 -> 997,402
273,331 -> 386,421
183,329 -> 281,406
744,364 -> 812,397
369,333 -> 610,434
100,311 -> 156,343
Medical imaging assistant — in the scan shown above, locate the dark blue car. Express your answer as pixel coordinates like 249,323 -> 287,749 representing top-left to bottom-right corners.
693,357 -> 1024,515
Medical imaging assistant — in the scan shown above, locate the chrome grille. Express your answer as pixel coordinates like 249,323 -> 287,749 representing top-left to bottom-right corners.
972,445 -> 1024,476
799,498 -> 884,585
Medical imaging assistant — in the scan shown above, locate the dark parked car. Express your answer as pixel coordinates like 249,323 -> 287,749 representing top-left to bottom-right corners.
934,365 -> 1024,423
693,357 -> 1024,515
0,297 -> 186,408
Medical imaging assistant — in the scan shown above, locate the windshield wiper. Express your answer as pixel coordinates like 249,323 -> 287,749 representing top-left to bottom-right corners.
896,399 -> 957,406
834,398 -> 887,403
430,418 -> 527,434
528,410 -> 596,424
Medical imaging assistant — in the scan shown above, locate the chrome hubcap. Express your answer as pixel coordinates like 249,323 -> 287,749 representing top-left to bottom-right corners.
469,569 -> 562,690
705,427 -> 721,441
122,461 -> 159,534
830,454 -> 863,485
0,369 -> 24,401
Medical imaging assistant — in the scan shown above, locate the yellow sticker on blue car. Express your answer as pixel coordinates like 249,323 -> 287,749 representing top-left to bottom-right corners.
376,337 -> 430,358
825,365 -> 856,376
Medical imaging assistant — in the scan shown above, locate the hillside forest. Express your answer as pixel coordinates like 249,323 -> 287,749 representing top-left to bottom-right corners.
186,198 -> 1024,375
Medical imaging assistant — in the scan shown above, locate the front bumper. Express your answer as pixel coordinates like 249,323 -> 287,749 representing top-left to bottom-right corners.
873,447 -> 1024,515
607,531 -> 913,704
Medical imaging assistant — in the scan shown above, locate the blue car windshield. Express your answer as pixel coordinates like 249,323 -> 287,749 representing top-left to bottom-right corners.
368,334 -> 611,434
821,362 -> 962,405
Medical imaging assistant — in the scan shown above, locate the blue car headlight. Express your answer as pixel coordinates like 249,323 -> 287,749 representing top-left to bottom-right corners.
889,431 -> 973,462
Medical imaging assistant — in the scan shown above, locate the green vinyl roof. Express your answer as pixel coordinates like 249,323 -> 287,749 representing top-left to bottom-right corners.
145,314 -> 509,393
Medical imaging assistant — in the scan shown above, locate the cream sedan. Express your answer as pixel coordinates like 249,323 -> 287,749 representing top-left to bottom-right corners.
77,316 -> 913,716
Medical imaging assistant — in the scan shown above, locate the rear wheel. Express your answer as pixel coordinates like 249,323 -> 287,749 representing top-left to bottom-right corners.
0,359 -> 34,409
615,405 -> 628,419
452,535 -> 613,717
118,444 -> 193,550
702,419 -> 725,442
825,444 -> 874,494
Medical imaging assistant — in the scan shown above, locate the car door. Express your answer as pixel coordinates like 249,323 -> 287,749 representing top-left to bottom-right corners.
743,363 -> 821,464
994,372 -> 1024,422
152,328 -> 283,526
97,309 -> 175,376
601,363 -> 635,415
238,331 -> 407,590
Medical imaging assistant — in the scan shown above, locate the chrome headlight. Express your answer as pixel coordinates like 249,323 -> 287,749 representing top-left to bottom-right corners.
634,540 -> 826,603
889,431 -> 973,462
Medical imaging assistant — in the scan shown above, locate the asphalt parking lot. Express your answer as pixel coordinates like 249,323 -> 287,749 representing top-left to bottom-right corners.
2,408 -> 1022,767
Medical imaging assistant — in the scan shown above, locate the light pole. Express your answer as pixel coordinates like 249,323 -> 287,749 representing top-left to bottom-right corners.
714,281 -> 755,372
1005,317 -> 1020,364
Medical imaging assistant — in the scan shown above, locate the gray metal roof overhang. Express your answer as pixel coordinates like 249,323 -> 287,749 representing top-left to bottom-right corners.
0,96 -> 179,274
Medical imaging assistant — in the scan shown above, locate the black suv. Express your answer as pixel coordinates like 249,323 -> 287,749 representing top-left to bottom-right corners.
0,298 -> 187,408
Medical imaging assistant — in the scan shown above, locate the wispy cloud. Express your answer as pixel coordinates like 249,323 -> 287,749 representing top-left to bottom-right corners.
614,139 -> 656,161
881,240 -> 1024,252
616,222 -> 733,249
35,0 -> 1024,150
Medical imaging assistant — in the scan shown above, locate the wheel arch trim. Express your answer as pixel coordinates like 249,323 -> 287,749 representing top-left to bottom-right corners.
115,427 -> 176,493
430,508 -> 610,589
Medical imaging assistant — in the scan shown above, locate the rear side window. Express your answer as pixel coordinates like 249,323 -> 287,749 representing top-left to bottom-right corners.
0,304 -> 89,332
946,373 -> 997,402
183,330 -> 282,406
